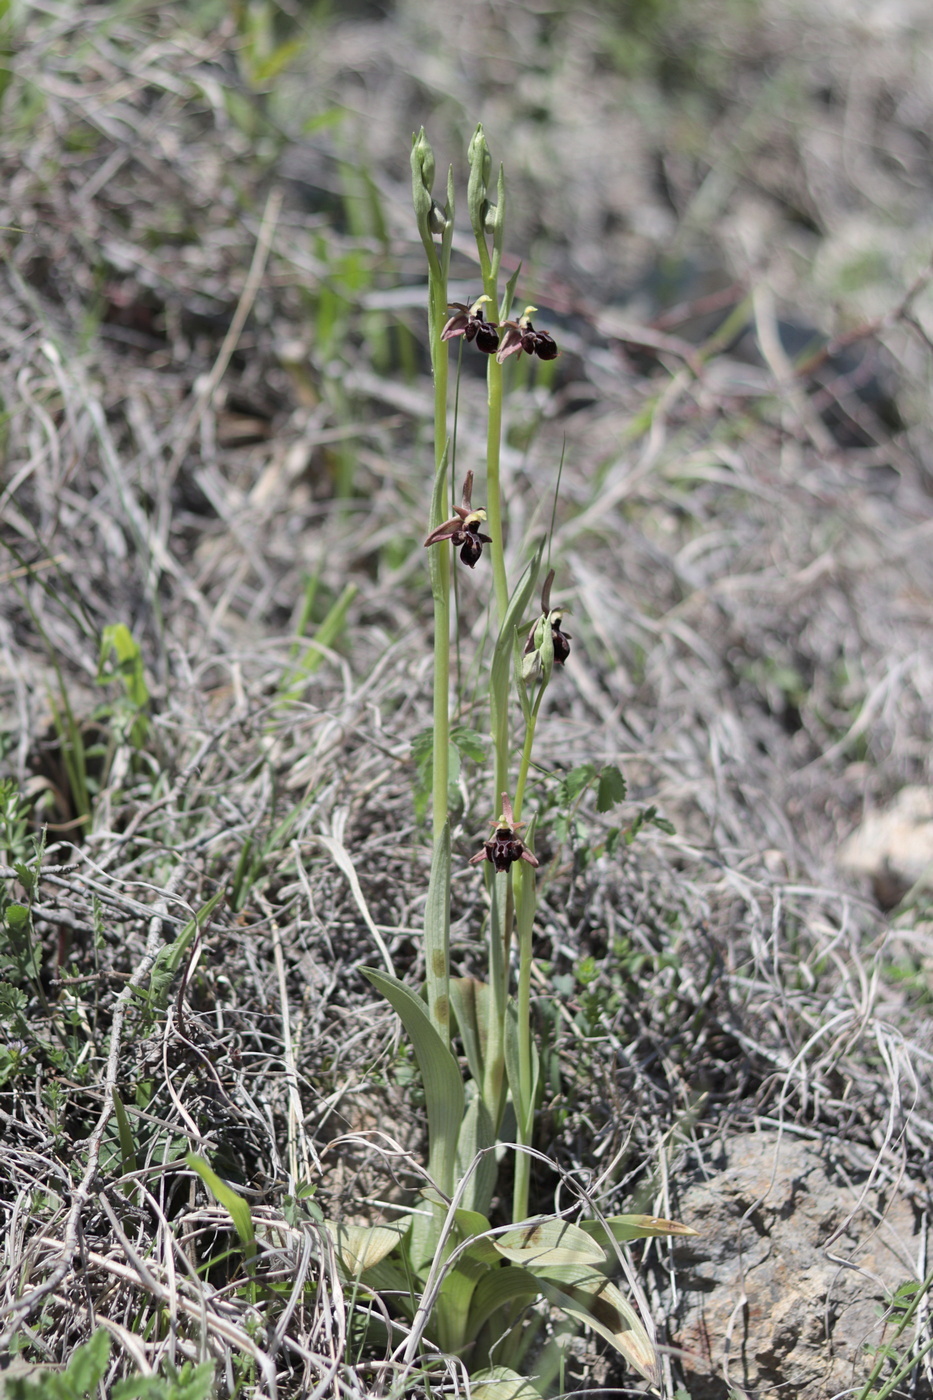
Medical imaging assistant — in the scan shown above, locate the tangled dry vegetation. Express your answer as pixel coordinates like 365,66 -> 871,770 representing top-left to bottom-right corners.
1,1 -> 933,1396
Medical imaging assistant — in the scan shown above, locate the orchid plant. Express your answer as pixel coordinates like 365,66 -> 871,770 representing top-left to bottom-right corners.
341,126 -> 695,1396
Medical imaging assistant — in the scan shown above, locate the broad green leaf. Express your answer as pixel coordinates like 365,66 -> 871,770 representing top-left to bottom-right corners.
450,976 -> 489,1085
325,1221 -> 409,1276
491,1217 -> 606,1268
579,1214 -> 699,1246
537,1269 -> 657,1384
456,1093 -> 497,1217
186,1154 -> 256,1257
363,968 -> 464,1197
466,1263 -> 541,1339
470,1366 -> 542,1400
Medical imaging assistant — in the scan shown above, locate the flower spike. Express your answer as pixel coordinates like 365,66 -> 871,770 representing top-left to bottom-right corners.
423,470 -> 493,569
469,792 -> 540,873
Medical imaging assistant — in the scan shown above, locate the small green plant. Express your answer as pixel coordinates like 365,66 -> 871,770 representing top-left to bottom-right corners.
4,1326 -> 214,1400
855,1272 -> 933,1400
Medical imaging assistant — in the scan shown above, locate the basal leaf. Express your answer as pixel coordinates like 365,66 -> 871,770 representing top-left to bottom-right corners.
362,968 -> 464,1197
466,1263 -> 541,1339
579,1214 -> 699,1246
470,1366 -> 542,1400
537,1269 -> 657,1384
325,1221 -> 409,1276
492,1217 -> 606,1268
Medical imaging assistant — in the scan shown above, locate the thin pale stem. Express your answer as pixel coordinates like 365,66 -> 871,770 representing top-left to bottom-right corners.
484,356 -> 508,625
512,853 -> 536,1222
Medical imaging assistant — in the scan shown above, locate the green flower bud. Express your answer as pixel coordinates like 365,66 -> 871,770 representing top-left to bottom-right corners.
468,124 -> 492,246
412,127 -> 435,195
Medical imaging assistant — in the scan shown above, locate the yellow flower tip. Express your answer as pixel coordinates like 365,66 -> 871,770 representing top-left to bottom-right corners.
520,305 -> 538,321
470,294 -> 493,314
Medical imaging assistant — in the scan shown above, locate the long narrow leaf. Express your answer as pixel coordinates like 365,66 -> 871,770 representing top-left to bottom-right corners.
536,1268 -> 657,1384
456,1093 -> 496,1217
186,1154 -> 256,1258
450,976 -> 488,1085
579,1214 -> 699,1247
466,1263 -> 541,1339
362,968 -> 464,1197
491,1218 -> 606,1268
490,544 -> 543,779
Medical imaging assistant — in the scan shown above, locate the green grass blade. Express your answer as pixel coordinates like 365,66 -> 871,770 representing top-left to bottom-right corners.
186,1154 -> 256,1258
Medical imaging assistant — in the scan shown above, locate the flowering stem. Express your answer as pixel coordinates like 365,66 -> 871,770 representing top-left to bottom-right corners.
413,132 -> 455,1051
484,357 -> 508,626
512,854 -> 536,1222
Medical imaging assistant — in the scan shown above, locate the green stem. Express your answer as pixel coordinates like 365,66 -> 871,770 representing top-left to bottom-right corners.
512,843 -> 537,1222
482,874 -> 508,1128
513,679 -> 548,823
485,355 -> 508,626
430,319 -> 450,848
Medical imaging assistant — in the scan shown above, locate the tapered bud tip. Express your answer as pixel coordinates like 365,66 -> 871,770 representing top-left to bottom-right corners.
468,124 -> 492,184
411,129 -> 436,192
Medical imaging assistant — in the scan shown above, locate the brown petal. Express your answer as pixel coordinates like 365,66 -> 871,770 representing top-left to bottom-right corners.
424,517 -> 466,547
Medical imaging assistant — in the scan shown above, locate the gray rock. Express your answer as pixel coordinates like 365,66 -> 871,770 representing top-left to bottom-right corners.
839,786 -> 933,908
670,1131 -> 921,1399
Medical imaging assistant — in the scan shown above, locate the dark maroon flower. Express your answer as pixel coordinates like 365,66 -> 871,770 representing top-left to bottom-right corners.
469,793 -> 539,874
496,306 -> 559,364
441,296 -> 500,354
423,470 -> 493,569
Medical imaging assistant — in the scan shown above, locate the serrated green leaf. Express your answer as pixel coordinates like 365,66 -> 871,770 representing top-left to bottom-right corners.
596,763 -> 627,812
63,1328 -> 110,1395
186,1154 -> 256,1257
362,968 -> 464,1197
560,764 -> 596,805
492,1217 -> 606,1268
451,725 -> 487,764
325,1221 -> 409,1276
